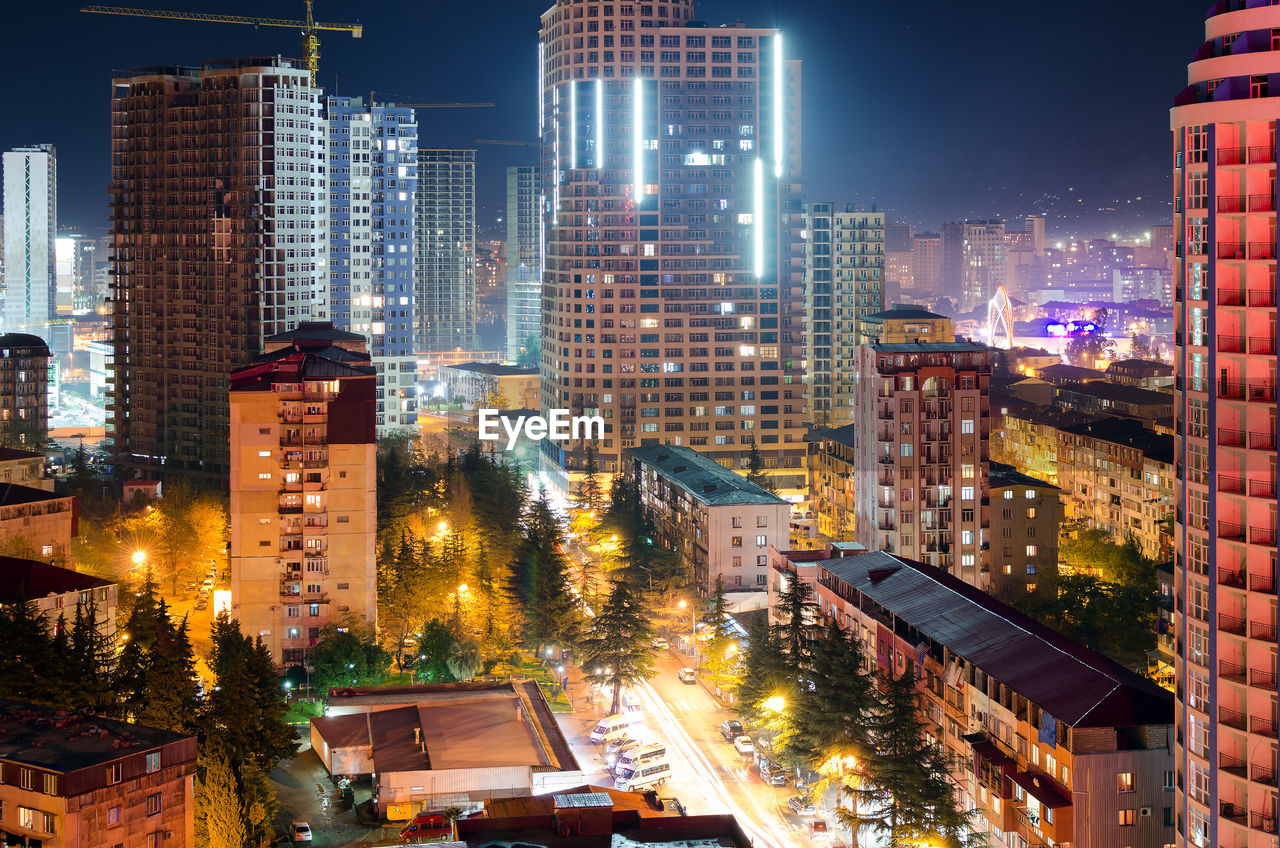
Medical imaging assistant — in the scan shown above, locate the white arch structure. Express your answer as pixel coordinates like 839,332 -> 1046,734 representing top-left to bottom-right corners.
987,286 -> 1014,350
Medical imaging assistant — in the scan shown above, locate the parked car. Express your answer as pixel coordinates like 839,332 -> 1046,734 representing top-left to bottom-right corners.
677,667 -> 696,684
733,735 -> 755,756
399,809 -> 451,841
720,719 -> 743,741
758,758 -> 787,786
787,796 -> 817,816
290,821 -> 312,842
652,637 -> 669,649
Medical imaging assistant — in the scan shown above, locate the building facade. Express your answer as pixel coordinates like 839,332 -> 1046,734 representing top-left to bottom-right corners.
913,231 -> 943,292
961,219 -> 1006,311
0,334 -> 49,449
771,550 -> 1175,848
806,424 -> 857,541
108,59 -> 328,484
627,444 -> 789,595
228,323 -> 377,667
0,485 -> 78,567
854,310 -> 993,587
0,558 -> 115,643
987,462 -> 1060,598
506,165 -> 542,363
416,148 -> 477,353
0,699 -> 197,848
2,146 -> 56,341
537,1 -> 807,494
802,203 -> 885,426
439,362 -> 540,410
326,96 -> 419,434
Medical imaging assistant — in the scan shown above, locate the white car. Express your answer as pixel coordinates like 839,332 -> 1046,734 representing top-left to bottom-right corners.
787,796 -> 817,816
733,735 -> 755,756
291,821 -> 312,842
652,637 -> 669,649
677,667 -> 696,684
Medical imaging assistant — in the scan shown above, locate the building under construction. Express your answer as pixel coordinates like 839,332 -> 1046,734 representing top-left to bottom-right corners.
107,57 -> 328,483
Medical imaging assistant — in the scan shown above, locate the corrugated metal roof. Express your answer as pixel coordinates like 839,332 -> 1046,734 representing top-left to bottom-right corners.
553,792 -> 612,808
626,444 -> 786,507
817,552 -> 1172,728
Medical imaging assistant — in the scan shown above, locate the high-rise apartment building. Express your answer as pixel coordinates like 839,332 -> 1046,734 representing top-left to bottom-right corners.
415,148 -> 477,353
2,145 -> 56,339
854,307 -> 992,587
506,165 -> 542,363
537,1 -> 807,493
228,323 -> 377,668
1172,7 -> 1280,845
0,333 -> 49,448
912,231 -> 943,292
961,219 -> 1006,310
802,203 -> 884,425
325,96 -> 418,434
941,221 -> 965,296
108,59 -> 328,484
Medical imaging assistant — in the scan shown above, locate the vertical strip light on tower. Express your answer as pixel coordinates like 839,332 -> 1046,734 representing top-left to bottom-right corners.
634,76 -> 644,204
538,42 -> 544,135
570,80 -> 577,170
753,158 -> 764,278
596,78 -> 604,170
773,33 -> 784,178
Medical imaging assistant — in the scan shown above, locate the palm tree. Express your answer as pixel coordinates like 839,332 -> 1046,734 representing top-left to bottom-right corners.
446,641 -> 482,682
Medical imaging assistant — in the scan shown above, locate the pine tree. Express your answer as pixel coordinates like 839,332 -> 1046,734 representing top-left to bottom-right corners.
787,621 -> 879,771
203,613 -> 297,772
577,580 -> 656,714
69,594 -> 115,713
736,614 -> 787,723
0,597 -> 55,705
195,746 -> 250,848
746,441 -> 772,491
415,618 -> 458,683
508,495 -> 580,649
772,574 -> 819,668
134,613 -> 200,733
579,445 -> 602,511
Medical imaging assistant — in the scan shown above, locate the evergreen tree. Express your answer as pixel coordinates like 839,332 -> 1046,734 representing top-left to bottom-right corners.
195,746 -> 250,848
415,618 -> 459,682
508,496 -> 580,648
577,580 -> 656,714
745,441 -> 774,491
844,664 -> 970,847
787,621 -> 879,770
772,574 -> 819,668
133,613 -> 200,733
578,445 -> 602,511
736,614 -> 787,723
69,593 -> 115,713
308,620 -> 391,695
203,613 -> 297,771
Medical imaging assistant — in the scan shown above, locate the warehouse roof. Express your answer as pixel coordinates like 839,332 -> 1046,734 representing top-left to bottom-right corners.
626,445 -> 785,507
0,699 -> 193,773
814,551 -> 1172,728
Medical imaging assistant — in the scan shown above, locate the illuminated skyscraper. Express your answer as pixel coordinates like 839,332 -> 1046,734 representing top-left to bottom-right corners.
326,96 -> 418,433
1172,6 -> 1280,847
537,1 -> 805,494
415,148 -> 477,353
108,59 -> 328,483
506,165 -> 542,363
2,145 -> 56,339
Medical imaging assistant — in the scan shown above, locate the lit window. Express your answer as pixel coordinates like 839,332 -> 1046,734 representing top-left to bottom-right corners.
1025,489 -> 1036,499
258,472 -> 272,480
1026,545 -> 1037,556
961,487 -> 975,501
146,752 -> 160,773
1118,809 -> 1136,826
258,450 -> 272,457
1118,772 -> 1134,792
1003,490 -> 1013,500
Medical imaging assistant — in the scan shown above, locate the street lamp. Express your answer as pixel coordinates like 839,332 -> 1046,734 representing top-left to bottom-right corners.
131,550 -> 146,567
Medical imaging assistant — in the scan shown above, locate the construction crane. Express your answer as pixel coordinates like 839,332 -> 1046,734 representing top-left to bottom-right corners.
475,139 -> 537,147
81,2 -> 363,85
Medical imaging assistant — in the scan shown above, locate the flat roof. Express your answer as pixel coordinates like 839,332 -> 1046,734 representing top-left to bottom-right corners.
418,698 -> 544,770
0,483 -> 71,508
988,461 -> 1058,492
1058,416 -> 1174,463
0,558 -> 111,604
442,362 -> 538,377
486,785 -> 667,818
0,699 -> 192,773
1058,380 -> 1173,405
626,445 -> 786,507
0,447 -> 45,462
870,340 -> 989,353
812,552 -> 1172,728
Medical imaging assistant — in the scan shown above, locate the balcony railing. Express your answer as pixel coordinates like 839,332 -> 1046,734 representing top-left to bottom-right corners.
1219,520 -> 1246,541
1219,148 -> 1248,166
1251,812 -> 1279,834
1249,479 -> 1278,498
1218,567 -> 1247,588
1220,195 -> 1246,213
1250,242 -> 1277,261
1252,383 -> 1277,402
1220,380 -> 1247,400
1251,194 -> 1278,212
1221,755 -> 1248,780
1220,611 -> 1246,634
1221,659 -> 1247,681
1219,474 -> 1246,494
1250,620 -> 1278,641
1250,667 -> 1277,689
1249,336 -> 1277,355
1252,762 -> 1278,784
1249,289 -> 1278,307
1219,427 -> 1246,446
1222,706 -> 1249,731
1219,334 -> 1247,353
1219,288 -> 1247,306
1252,715 -> 1279,737
1249,573 -> 1276,593
1250,145 -> 1277,164
1220,242 -> 1247,260
1251,527 -> 1278,547
1250,431 -> 1277,451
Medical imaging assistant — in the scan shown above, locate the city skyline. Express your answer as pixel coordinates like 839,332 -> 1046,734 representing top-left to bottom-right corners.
2,0 -> 1207,237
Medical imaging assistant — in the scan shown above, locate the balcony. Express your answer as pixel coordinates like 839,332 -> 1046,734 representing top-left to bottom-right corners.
1219,427 -> 1246,446
1251,813 -> 1279,834
1250,242 -> 1277,261
1219,195 -> 1246,213
1221,755 -> 1248,780
1251,527 -> 1278,547
1220,242 -> 1247,260
1219,474 -> 1246,494
1218,567 -> 1246,589
1251,715 -> 1278,738
1219,147 -> 1248,166
1249,478 -> 1277,498
1251,383 -> 1277,402
1221,659 -> 1247,682
1249,573 -> 1276,593
1219,288 -> 1247,306
1220,611 -> 1246,635
1253,762 -> 1278,784
1249,667 -> 1277,688
1249,145 -> 1277,164
1219,334 -> 1246,353
1249,336 -> 1277,355
1250,431 -> 1277,451
1219,520 -> 1246,541
1250,620 -> 1277,642
1219,380 -> 1247,400
1249,289 -> 1278,307
1251,194 -> 1278,212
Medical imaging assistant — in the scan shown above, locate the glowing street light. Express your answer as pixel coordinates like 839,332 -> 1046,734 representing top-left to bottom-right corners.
763,695 -> 786,714
131,550 -> 146,566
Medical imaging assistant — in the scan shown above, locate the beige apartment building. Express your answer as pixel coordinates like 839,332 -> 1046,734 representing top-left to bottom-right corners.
627,444 -> 789,595
229,323 -> 377,667
987,462 -> 1060,598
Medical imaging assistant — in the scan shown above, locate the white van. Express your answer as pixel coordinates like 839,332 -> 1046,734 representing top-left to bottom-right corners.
616,743 -> 666,773
614,760 -> 671,792
589,714 -> 632,744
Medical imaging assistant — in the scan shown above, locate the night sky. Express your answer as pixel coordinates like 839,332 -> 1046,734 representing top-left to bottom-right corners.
2,1 -> 1208,238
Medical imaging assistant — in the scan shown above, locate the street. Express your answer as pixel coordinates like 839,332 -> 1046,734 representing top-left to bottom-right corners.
554,646 -> 838,848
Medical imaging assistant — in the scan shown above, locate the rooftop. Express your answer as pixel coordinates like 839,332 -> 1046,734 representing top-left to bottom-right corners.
989,461 -> 1058,492
1058,416 -> 1175,463
443,362 -> 538,377
231,329 -> 375,391
0,447 -> 45,462
0,334 -> 50,355
0,558 -> 111,605
863,303 -> 948,323
870,340 -> 989,354
1036,363 -> 1104,381
1057,380 -> 1173,407
812,552 -> 1173,728
0,699 -> 193,773
0,483 -> 72,508
626,445 -> 785,507
1105,358 -> 1174,377
808,423 -> 858,449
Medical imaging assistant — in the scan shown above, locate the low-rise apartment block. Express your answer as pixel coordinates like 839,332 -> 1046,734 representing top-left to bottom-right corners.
770,550 -> 1174,848
0,557 -> 116,642
987,463 -> 1060,598
0,699 -> 197,847
0,485 -> 78,566
806,424 -> 857,542
627,444 -> 789,595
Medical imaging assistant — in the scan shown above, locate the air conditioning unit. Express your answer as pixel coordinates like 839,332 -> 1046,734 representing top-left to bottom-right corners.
1140,807 -> 1152,818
